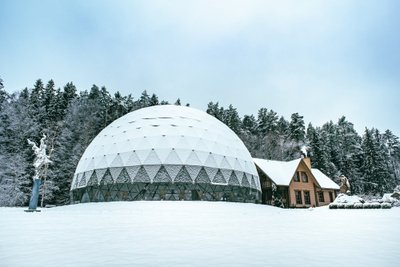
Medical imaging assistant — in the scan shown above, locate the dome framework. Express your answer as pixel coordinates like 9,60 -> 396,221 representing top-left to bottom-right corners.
70,105 -> 261,203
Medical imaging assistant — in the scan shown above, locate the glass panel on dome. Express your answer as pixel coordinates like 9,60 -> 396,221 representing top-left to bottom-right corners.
212,169 -> 227,184
153,165 -> 172,182
174,166 -> 192,183
133,166 -> 151,182
195,167 -> 211,184
100,169 -> 114,185
78,173 -> 87,187
241,173 -> 251,188
87,171 -> 98,186
115,168 -> 130,183
228,172 -> 240,186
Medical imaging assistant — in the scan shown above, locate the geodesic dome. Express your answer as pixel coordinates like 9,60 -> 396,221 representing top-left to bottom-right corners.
70,105 -> 261,203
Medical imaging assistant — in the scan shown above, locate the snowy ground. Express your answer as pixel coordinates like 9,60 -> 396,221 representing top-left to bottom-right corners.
0,202 -> 399,267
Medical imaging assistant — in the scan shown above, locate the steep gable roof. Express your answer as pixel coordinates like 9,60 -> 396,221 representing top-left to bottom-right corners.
253,158 -> 301,186
311,169 -> 340,190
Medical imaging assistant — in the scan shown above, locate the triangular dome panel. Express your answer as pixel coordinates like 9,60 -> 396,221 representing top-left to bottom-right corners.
233,158 -> 243,172
115,168 -> 130,183
153,166 -> 172,183
185,165 -> 202,181
164,149 -> 183,165
204,166 -> 218,180
87,170 -> 98,186
135,149 -> 151,164
100,169 -> 113,185
126,166 -> 140,182
133,166 -> 151,183
220,169 -> 232,181
143,149 -> 162,165
95,156 -> 108,169
164,165 -> 182,180
109,154 -> 124,167
110,167 -> 123,181
194,150 -> 209,165
212,169 -> 227,184
95,169 -> 107,183
204,153 -> 218,168
78,173 -> 86,188
174,166 -> 192,183
185,150 -> 202,165
143,165 -> 161,181
228,171 -> 240,186
220,156 -> 232,169
195,167 -> 211,184
175,148 -> 191,163
250,175 -> 257,189
125,151 -> 142,166
241,173 -> 250,188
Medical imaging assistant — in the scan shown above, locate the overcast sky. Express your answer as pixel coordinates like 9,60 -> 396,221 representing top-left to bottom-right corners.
1,0 -> 399,136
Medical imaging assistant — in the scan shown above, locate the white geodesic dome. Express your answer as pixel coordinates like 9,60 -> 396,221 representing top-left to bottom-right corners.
71,105 -> 260,202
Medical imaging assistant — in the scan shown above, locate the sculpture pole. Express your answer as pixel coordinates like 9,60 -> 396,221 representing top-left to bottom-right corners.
28,178 -> 41,210
25,134 -> 52,212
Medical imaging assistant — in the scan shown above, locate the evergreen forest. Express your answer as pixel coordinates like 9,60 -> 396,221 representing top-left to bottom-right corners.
0,78 -> 399,206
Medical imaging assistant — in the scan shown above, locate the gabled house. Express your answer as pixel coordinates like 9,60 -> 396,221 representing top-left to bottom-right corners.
253,157 -> 339,208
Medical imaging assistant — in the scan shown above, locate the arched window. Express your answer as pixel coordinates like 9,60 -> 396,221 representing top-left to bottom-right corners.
301,172 -> 308,183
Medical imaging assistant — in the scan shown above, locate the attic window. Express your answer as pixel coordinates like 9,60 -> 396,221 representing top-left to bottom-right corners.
293,172 -> 300,182
301,172 -> 308,183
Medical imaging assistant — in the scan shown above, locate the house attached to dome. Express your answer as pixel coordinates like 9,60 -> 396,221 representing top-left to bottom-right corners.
71,105 -> 261,203
253,157 -> 339,208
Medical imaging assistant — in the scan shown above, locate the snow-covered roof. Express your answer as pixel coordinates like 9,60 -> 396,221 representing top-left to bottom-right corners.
311,169 -> 340,190
72,105 -> 260,191
253,158 -> 301,186
253,157 -> 339,189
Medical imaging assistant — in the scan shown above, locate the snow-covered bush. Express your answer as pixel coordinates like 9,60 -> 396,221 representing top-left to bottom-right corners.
353,203 -> 364,209
329,203 -> 338,209
362,203 -> 372,209
344,203 -> 354,209
333,193 -> 364,204
363,202 -> 381,209
381,203 -> 392,209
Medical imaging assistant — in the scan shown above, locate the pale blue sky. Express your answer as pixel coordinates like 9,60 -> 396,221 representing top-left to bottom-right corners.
1,0 -> 399,136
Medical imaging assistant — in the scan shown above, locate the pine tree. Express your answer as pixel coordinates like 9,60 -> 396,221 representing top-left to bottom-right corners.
242,115 -> 257,135
223,104 -> 241,134
138,90 -> 150,108
149,94 -> 159,106
206,102 -> 224,121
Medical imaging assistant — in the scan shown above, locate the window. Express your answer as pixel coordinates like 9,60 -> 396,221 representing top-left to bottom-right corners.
293,172 -> 300,182
301,172 -> 308,183
304,191 -> 311,205
329,192 -> 334,202
295,191 -> 302,204
318,191 -> 325,202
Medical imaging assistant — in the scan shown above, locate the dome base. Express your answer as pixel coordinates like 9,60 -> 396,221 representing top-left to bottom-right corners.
71,183 -> 260,203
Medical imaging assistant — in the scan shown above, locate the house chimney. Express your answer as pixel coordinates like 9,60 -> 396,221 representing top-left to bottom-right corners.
303,157 -> 311,170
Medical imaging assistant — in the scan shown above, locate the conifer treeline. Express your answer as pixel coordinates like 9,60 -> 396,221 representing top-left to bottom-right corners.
0,79 -> 399,206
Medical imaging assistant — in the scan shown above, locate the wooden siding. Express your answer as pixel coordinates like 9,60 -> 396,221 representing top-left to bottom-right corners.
288,160 -> 318,208
316,189 -> 337,206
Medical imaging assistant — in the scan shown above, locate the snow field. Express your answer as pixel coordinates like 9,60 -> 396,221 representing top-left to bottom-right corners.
0,201 -> 399,267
